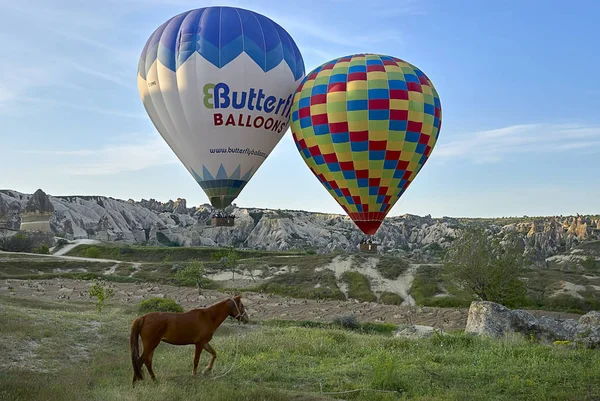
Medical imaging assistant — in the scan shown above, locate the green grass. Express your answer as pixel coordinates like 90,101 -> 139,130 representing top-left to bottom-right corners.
409,264 -> 600,312
410,265 -> 446,304
342,271 -> 377,302
240,254 -> 335,271
256,263 -> 345,300
409,265 -> 474,308
130,263 -> 221,289
375,256 -> 410,280
114,263 -> 138,276
261,319 -> 398,335
0,253 -> 51,259
1,295 -> 600,401
0,260 -> 115,278
65,243 -> 303,263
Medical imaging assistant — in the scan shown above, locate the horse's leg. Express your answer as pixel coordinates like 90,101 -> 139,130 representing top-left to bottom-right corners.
141,335 -> 161,381
192,343 -> 204,375
144,349 -> 158,381
202,343 -> 217,375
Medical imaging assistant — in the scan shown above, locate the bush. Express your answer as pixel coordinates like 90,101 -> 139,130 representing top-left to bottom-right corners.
139,297 -> 184,314
376,256 -> 409,280
332,314 -> 360,330
84,246 -> 101,258
34,244 -> 50,254
379,292 -> 404,305
361,322 -> 398,334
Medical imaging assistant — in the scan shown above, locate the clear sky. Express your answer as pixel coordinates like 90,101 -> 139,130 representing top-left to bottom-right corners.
1,0 -> 599,218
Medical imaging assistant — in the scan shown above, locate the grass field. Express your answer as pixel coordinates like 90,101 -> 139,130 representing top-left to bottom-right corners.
64,243 -> 303,263
409,264 -> 600,313
1,295 -> 599,401
0,259 -> 120,281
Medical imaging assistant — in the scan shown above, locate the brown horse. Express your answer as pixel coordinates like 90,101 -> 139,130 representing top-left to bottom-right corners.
129,295 -> 249,386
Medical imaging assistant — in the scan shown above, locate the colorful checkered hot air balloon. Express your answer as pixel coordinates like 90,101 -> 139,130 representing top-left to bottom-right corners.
290,53 -> 442,236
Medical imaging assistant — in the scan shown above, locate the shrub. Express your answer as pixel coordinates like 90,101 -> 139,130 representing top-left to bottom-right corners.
361,322 -> 398,334
379,292 -> 404,305
376,256 -> 409,279
332,314 -> 360,330
88,279 -> 114,312
84,246 -> 101,258
139,297 -> 184,314
34,244 -> 50,254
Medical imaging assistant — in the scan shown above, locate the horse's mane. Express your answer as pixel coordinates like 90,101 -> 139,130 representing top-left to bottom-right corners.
205,295 -> 239,309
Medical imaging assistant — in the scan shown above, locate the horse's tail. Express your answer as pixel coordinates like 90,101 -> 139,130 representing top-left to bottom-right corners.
130,316 -> 144,381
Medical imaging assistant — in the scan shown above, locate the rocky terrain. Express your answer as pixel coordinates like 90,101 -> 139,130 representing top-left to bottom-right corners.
0,277 -> 584,333
1,189 -> 599,262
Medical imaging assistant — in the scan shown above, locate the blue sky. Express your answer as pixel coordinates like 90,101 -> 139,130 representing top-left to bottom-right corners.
1,0 -> 599,218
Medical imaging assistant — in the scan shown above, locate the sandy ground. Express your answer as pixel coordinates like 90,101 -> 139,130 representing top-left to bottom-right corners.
0,278 -> 583,332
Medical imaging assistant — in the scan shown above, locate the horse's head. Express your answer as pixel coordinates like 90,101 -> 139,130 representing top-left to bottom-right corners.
229,295 -> 249,324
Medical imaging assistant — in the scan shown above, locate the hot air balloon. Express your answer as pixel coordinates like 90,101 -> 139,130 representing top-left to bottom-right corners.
137,6 -> 305,222
290,53 -> 441,237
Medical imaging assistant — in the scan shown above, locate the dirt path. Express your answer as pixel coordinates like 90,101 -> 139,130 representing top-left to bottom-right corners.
0,278 -> 583,332
51,239 -> 100,256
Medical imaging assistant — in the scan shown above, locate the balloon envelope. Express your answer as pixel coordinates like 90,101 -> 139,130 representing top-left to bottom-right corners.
290,54 -> 442,235
138,6 -> 305,209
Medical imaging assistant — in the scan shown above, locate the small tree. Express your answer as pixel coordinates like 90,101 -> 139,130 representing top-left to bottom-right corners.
175,260 -> 206,295
442,226 -> 527,307
89,279 -> 115,312
211,247 -> 240,281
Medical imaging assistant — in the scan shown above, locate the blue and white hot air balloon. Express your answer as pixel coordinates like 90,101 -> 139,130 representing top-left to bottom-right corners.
137,6 -> 305,209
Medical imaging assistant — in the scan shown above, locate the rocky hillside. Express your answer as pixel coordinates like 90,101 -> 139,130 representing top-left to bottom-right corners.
1,189 -> 598,261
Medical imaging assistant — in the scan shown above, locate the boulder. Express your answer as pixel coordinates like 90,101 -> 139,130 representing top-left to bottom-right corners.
465,301 -> 599,348
393,324 -> 444,339
579,311 -> 600,326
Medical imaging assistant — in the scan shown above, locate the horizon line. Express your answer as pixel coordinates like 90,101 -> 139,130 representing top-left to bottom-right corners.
2,188 -> 598,221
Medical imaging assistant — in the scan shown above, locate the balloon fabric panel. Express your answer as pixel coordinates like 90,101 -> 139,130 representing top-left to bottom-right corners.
290,54 -> 442,235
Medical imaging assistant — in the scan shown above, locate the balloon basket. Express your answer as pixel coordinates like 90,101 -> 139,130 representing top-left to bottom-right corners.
359,242 -> 378,253
211,217 -> 235,227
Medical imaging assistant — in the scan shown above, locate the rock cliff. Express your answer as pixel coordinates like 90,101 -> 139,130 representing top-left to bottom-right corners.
0,189 -> 598,261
